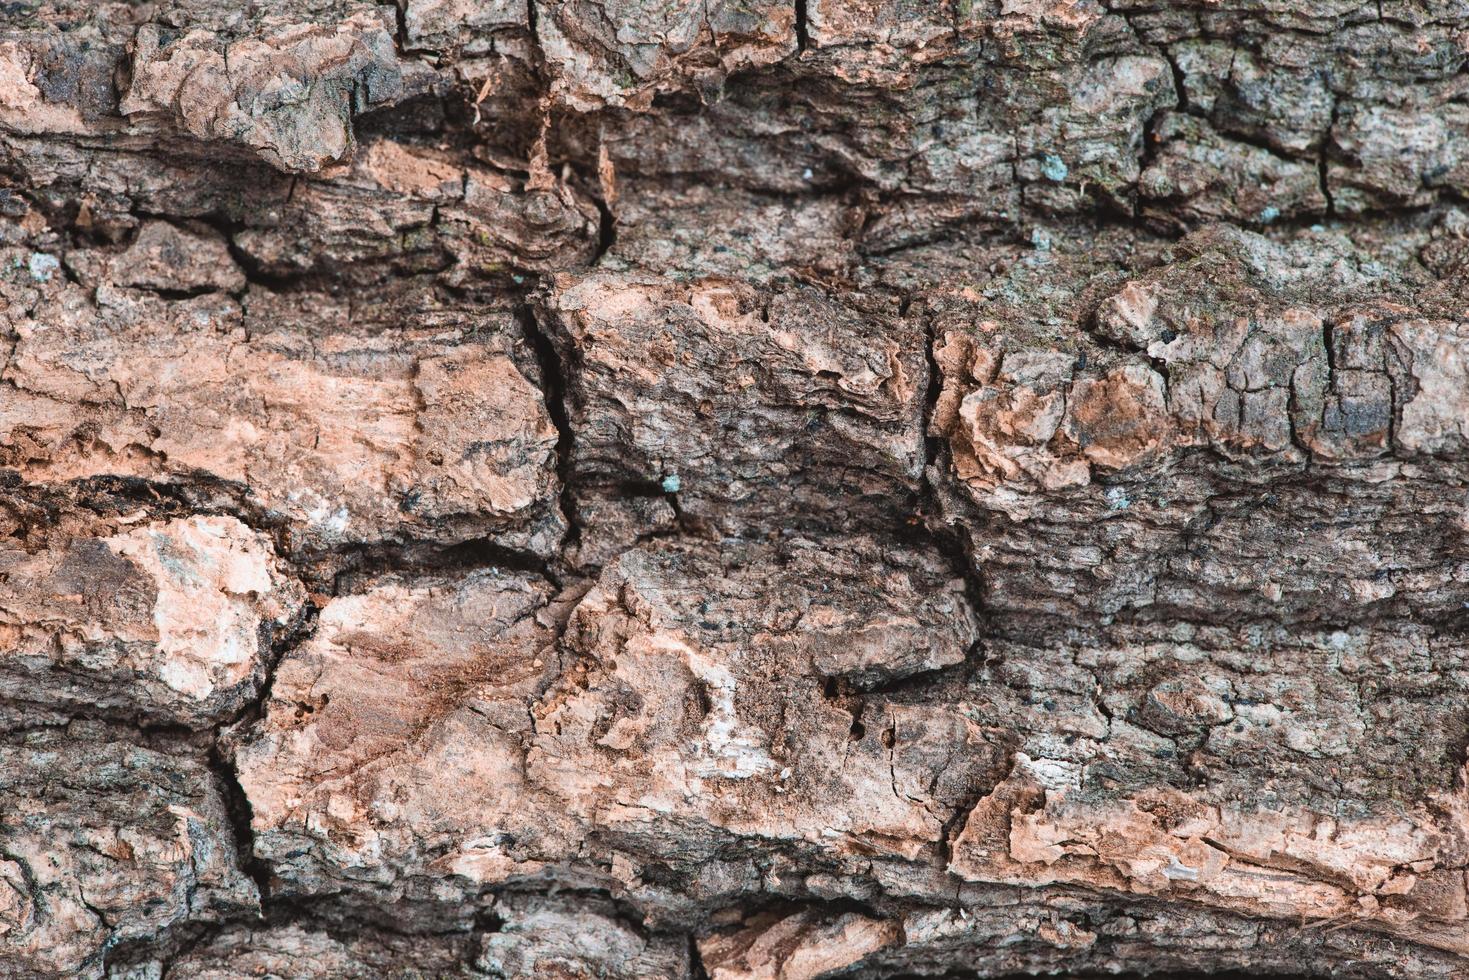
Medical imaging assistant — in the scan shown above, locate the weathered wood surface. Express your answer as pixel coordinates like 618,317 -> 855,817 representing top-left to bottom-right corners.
2,0 -> 1469,976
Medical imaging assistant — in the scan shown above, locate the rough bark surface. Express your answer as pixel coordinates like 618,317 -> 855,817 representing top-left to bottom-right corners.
1,0 -> 1468,977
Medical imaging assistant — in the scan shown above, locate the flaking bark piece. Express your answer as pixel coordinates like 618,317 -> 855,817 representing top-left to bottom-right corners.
0,515 -> 304,728
1,276 -> 565,560
927,224 -> 1469,625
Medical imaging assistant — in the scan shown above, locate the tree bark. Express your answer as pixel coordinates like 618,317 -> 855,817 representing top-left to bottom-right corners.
2,0 -> 1468,977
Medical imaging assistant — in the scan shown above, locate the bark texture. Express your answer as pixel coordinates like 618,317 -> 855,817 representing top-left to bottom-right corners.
2,0 -> 1469,977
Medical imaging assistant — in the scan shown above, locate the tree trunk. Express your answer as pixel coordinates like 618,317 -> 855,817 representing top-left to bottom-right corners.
2,0 -> 1468,977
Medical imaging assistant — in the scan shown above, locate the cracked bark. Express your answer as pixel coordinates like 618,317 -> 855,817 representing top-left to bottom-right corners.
2,0 -> 1469,978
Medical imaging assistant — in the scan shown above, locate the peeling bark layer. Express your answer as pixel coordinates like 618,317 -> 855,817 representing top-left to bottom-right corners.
2,0 -> 1469,977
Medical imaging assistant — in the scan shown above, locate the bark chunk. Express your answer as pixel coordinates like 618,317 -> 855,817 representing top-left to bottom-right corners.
0,725 -> 257,979
2,276 -> 564,560
234,568 -> 571,917
541,271 -> 926,537
0,515 -> 304,727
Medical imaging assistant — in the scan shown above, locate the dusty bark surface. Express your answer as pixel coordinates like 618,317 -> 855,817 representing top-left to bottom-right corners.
2,0 -> 1469,977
